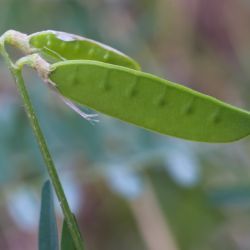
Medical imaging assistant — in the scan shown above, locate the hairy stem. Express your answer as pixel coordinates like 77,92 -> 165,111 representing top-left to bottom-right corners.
0,34 -> 84,250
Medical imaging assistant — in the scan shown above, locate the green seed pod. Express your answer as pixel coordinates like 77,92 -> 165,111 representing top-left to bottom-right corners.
28,30 -> 140,70
48,60 -> 250,143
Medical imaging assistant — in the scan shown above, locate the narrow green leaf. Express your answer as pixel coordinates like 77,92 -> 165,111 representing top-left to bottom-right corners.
61,214 -> 82,250
39,180 -> 59,250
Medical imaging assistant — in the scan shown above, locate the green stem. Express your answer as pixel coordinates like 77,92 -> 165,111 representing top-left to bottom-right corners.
0,38 -> 84,249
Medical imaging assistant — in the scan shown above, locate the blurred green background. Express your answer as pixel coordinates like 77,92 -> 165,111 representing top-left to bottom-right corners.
1,0 -> 250,249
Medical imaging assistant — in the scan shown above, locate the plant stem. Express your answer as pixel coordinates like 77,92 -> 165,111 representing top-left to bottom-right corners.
0,39 -> 84,249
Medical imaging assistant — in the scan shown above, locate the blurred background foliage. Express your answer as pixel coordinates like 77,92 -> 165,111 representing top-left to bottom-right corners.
1,0 -> 250,249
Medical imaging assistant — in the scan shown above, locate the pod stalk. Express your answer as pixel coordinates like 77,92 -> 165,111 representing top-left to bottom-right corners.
0,30 -> 84,250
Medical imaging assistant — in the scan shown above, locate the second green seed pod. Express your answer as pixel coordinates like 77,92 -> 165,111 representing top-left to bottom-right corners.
28,30 -> 141,70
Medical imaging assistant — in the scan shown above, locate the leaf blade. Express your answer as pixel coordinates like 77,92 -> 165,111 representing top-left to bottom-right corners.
39,180 -> 59,250
61,215 -> 82,250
